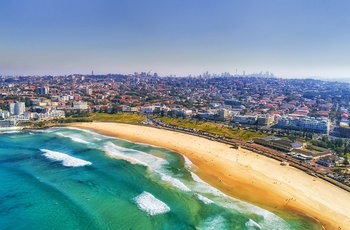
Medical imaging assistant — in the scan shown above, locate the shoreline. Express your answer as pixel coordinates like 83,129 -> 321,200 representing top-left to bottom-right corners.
71,122 -> 350,229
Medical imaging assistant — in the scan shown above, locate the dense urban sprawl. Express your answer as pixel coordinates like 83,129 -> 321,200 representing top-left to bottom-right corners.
0,73 -> 350,188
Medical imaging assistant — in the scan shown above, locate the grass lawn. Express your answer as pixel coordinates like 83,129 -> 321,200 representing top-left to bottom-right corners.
159,117 -> 265,141
89,113 -> 146,124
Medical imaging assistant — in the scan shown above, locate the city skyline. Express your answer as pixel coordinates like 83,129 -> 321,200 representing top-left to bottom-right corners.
1,1 -> 350,78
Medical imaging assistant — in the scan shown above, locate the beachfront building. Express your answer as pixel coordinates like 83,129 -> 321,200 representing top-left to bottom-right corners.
116,105 -> 139,113
287,149 -> 314,161
196,111 -> 216,120
169,108 -> 193,118
196,109 -> 230,121
254,136 -> 294,152
288,149 -> 334,162
217,109 -> 229,121
277,116 -> 330,134
8,102 -> 25,115
287,148 -> 331,161
232,115 -> 258,125
13,113 -> 32,121
34,110 -> 65,120
0,110 -> 10,119
257,114 -> 275,126
140,106 -> 155,114
0,119 -> 16,127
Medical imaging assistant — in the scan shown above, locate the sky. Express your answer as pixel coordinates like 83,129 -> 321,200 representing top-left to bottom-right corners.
1,0 -> 350,78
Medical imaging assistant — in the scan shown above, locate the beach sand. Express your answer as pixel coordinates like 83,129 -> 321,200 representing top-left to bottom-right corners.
72,122 -> 350,229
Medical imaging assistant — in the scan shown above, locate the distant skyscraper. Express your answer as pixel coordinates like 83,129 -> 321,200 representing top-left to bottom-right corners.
92,70 -> 94,76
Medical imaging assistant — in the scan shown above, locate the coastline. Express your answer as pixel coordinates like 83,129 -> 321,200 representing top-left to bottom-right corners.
71,122 -> 350,229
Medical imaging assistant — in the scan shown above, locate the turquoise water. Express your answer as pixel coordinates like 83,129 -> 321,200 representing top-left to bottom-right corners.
0,127 -> 323,230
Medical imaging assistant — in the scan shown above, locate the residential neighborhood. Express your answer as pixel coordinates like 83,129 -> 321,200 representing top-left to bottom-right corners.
1,73 -> 349,135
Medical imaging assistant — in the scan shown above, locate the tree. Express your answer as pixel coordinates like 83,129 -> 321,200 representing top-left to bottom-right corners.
307,133 -> 313,140
24,97 -> 31,107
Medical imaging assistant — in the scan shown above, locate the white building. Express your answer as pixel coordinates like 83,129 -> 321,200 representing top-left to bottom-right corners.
73,101 -> 88,110
34,110 -> 65,120
0,110 -> 10,119
0,119 -> 16,127
277,116 -> 330,134
8,102 -> 25,115
140,106 -> 155,114
8,103 -> 15,114
232,115 -> 258,125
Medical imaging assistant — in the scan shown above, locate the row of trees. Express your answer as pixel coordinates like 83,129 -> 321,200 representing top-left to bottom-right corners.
311,136 -> 349,157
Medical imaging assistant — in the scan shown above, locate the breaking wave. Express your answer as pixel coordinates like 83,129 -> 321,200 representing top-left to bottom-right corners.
156,171 -> 191,192
41,149 -> 92,167
183,155 -> 199,170
134,191 -> 170,216
197,215 -> 227,230
56,132 -> 92,145
102,142 -> 168,168
245,219 -> 262,229
188,171 -> 290,229
194,193 -> 214,204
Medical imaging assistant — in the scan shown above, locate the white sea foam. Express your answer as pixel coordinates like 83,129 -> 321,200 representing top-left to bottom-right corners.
183,155 -> 199,170
190,174 -> 227,198
1,131 -> 21,135
56,132 -> 92,145
103,143 -> 148,166
187,172 -> 290,229
66,127 -> 111,140
245,219 -> 262,229
190,172 -> 207,184
197,215 -> 226,230
41,149 -> 92,167
103,142 -> 168,169
157,171 -> 191,192
216,198 -> 290,229
242,205 -> 290,229
103,142 -> 192,192
195,193 -> 214,204
134,192 -> 170,216
31,129 -> 53,133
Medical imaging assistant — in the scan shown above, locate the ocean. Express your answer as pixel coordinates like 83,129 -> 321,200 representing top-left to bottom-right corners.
0,127 -> 323,230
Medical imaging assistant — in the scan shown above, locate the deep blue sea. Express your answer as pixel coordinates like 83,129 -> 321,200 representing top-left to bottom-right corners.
0,127 -> 323,229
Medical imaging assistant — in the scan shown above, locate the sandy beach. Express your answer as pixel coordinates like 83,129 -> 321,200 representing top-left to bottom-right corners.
72,122 -> 350,229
